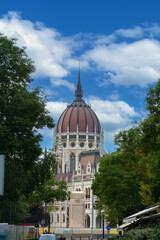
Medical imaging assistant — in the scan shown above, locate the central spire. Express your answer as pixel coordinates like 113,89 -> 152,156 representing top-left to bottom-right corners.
75,65 -> 83,101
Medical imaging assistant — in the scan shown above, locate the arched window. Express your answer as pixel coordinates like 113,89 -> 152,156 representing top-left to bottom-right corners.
85,188 -> 90,199
65,163 -> 67,173
67,207 -> 69,217
57,214 -> 59,223
85,188 -> 88,198
85,215 -> 90,228
70,153 -> 75,173
88,188 -> 90,198
63,214 -> 65,222
96,216 -> 102,228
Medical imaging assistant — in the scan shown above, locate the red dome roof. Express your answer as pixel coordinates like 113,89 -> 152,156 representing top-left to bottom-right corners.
56,70 -> 101,134
56,100 -> 101,133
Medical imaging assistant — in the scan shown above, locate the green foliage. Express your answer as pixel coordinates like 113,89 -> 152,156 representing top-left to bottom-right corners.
26,150 -> 68,224
0,195 -> 30,224
0,34 -> 68,224
92,80 -> 160,224
0,34 -> 54,201
127,226 -> 160,240
92,151 -> 142,223
28,150 -> 68,205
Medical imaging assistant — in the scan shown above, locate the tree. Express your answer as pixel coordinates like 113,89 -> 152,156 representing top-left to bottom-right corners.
141,81 -> 160,203
0,34 -> 55,223
92,151 -> 142,224
92,80 -> 160,224
26,151 -> 68,226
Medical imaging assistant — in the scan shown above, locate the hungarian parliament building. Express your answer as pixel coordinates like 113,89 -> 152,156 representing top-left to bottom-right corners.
50,71 -> 105,229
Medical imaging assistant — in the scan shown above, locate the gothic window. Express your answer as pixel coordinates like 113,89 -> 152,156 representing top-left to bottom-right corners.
85,188 -> 88,198
85,215 -> 90,228
57,214 -> 59,223
70,152 -> 75,173
88,188 -> 90,198
63,214 -> 65,222
86,187 -> 90,199
65,164 -> 67,173
67,207 -> 69,217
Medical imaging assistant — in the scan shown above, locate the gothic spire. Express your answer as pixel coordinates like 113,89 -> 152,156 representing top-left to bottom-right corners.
75,65 -> 83,101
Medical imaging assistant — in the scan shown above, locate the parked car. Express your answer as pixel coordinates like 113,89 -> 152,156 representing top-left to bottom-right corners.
39,234 -> 56,240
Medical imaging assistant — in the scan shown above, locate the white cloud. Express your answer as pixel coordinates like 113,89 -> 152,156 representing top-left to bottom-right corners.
107,90 -> 120,101
83,39 -> 160,87
1,12 -> 160,88
51,78 -> 75,92
1,12 -> 157,151
40,101 -> 68,141
116,26 -> 144,39
88,96 -> 140,147
46,101 -> 68,121
39,127 -> 53,138
0,11 -> 70,78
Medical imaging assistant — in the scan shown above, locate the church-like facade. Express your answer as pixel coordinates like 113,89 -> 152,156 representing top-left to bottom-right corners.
50,70 -> 105,229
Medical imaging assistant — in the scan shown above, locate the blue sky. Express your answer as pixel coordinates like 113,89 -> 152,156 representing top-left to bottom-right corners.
1,0 -> 160,152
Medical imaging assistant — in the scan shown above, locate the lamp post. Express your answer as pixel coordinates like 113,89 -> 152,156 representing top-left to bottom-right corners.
101,210 -> 105,240
102,215 -> 104,240
0,155 -> 5,196
91,176 -> 95,240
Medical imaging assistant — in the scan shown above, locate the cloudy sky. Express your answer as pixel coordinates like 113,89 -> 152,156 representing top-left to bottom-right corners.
1,0 -> 160,152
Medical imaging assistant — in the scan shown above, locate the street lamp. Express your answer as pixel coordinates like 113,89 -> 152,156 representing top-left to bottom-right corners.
91,176 -> 95,240
101,210 -> 105,240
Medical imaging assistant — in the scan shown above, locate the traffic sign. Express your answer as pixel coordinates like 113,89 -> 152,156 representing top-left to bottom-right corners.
106,226 -> 111,230
106,220 -> 111,225
41,219 -> 45,225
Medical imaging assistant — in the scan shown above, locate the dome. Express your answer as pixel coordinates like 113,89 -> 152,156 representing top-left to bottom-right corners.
56,71 -> 101,134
